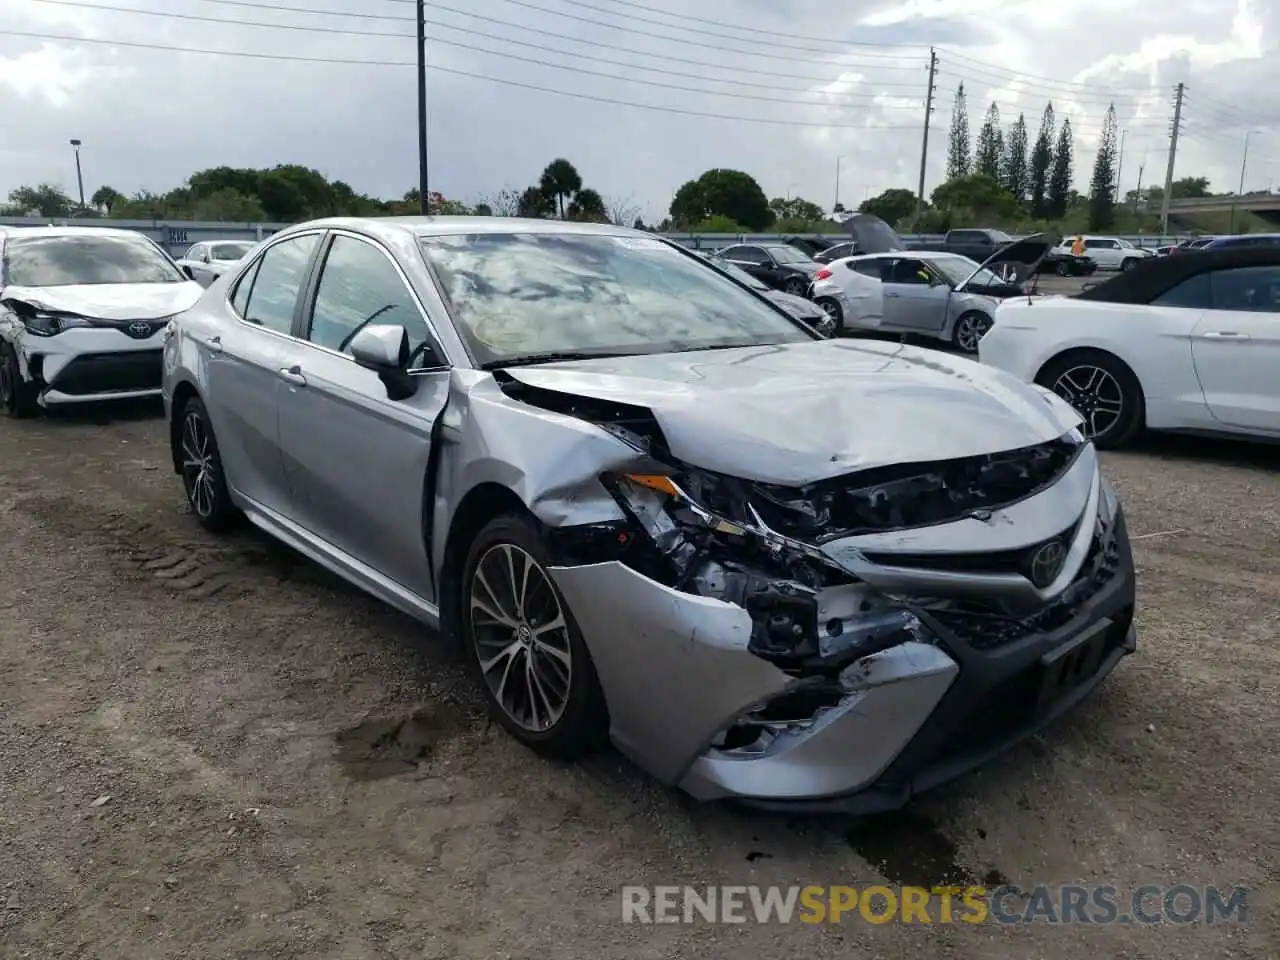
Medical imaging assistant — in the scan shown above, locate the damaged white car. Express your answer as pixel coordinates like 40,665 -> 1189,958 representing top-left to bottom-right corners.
0,226 -> 203,416
162,217 -> 1137,813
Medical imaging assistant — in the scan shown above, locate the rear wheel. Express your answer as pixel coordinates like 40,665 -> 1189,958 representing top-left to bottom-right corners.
783,276 -> 809,297
1121,257 -> 1140,272
1038,350 -> 1144,449
0,342 -> 39,419
1056,260 -> 1070,277
461,514 -> 608,759
815,297 -> 844,334
951,311 -> 991,354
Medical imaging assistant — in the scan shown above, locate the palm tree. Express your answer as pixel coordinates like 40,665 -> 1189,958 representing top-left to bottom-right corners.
538,158 -> 582,219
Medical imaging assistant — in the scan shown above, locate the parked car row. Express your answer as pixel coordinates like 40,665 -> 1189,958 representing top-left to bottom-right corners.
4,214 -> 1146,816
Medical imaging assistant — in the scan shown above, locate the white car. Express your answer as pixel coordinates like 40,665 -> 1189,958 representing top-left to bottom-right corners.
0,226 -> 203,416
979,246 -> 1280,448
809,236 -> 1054,353
1058,236 -> 1155,272
175,240 -> 256,287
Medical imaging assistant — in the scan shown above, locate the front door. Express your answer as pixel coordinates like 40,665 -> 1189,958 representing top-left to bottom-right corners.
1084,238 -> 1120,269
276,232 -> 450,601
882,258 -> 951,332
1190,264 -> 1280,433
203,232 -> 322,515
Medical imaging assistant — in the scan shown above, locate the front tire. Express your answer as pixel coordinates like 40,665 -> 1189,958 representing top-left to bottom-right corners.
177,396 -> 239,532
1038,350 -> 1144,449
951,311 -> 991,354
1056,260 -> 1070,277
783,276 -> 809,297
1121,257 -> 1140,272
0,342 -> 39,419
461,514 -> 608,760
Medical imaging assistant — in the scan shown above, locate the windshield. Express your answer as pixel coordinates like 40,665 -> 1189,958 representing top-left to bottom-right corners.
928,255 -> 1001,288
418,232 -> 814,366
210,242 -> 253,261
706,256 -> 769,291
988,230 -> 1013,243
1116,238 -> 1136,248
764,244 -> 812,264
3,234 -> 185,287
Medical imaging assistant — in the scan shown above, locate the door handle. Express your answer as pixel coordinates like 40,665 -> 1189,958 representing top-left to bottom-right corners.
278,365 -> 307,386
1199,331 -> 1251,340
205,335 -> 223,353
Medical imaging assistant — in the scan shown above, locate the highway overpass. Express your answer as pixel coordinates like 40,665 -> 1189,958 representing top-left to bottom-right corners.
1164,194 -> 1280,225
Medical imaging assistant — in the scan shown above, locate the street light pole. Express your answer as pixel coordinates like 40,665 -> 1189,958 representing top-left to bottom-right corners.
415,0 -> 429,215
69,139 -> 85,211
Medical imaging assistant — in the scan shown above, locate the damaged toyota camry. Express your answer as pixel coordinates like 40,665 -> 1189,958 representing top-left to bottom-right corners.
162,217 -> 1137,813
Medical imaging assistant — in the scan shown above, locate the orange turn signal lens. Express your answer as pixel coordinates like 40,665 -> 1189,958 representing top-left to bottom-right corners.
624,473 -> 680,497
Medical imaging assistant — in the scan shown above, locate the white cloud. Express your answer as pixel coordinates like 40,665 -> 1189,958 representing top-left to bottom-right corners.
0,0 -> 1276,216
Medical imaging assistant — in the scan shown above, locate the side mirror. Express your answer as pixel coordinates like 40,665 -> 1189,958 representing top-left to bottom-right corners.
349,323 -> 417,401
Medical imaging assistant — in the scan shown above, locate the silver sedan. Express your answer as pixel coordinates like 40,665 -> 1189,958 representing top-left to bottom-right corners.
161,217 -> 1136,813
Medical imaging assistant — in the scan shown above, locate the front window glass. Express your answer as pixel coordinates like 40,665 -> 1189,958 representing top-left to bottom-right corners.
929,255 -> 999,287
763,244 -> 810,264
210,242 -> 253,261
418,232 -> 813,366
4,234 -> 185,286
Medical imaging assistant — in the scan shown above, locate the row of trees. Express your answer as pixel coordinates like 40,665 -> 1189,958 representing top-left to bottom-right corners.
1,158 -> 646,227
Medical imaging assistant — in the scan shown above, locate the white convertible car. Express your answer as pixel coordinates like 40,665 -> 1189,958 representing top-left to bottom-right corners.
980,246 -> 1280,448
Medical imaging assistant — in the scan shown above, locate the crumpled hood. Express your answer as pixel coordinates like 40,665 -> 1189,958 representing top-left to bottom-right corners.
502,339 -> 1083,486
764,289 -> 824,317
1,281 -> 203,320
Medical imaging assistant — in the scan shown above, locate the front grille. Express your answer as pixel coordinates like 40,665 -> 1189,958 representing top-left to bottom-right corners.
923,522 -> 1120,652
48,350 -> 163,396
862,524 -> 1076,579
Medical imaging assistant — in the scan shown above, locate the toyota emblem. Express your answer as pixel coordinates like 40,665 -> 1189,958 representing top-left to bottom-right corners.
127,321 -> 152,339
1029,540 -> 1068,588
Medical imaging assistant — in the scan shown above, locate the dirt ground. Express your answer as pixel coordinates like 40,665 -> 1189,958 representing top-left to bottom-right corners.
0,398 -> 1276,960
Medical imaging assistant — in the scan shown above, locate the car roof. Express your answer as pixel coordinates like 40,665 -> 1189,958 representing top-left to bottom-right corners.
1075,244 -> 1280,304
269,215 -> 645,246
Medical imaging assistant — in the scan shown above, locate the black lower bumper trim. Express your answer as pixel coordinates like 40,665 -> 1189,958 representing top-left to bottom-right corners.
736,507 -> 1138,816
46,350 -> 163,396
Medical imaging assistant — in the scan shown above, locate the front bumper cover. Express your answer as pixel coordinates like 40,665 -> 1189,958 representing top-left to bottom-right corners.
549,497 -> 1136,814
8,326 -> 166,405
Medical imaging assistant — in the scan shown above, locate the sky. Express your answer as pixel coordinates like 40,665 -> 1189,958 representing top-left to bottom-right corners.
1,0 -> 1278,223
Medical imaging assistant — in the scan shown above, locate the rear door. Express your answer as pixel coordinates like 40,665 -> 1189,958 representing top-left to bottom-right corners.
1084,238 -> 1121,269
204,231 -> 323,515
722,245 -> 773,284
1190,264 -> 1280,433
275,230 -> 452,600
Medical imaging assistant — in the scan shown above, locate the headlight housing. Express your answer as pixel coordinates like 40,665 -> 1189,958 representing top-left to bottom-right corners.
17,310 -> 91,337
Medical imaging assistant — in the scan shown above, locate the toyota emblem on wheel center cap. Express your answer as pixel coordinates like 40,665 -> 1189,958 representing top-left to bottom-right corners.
1029,540 -> 1068,588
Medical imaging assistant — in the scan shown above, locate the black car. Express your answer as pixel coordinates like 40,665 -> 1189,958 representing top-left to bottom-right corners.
717,242 -> 821,296
1038,249 -> 1098,277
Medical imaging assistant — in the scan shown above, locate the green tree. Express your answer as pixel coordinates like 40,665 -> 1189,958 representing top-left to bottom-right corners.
7,184 -> 72,217
1047,118 -> 1074,219
518,185 -> 552,217
669,169 -> 773,231
946,82 -> 972,181
191,188 -> 266,222
769,196 -> 826,225
568,187 -> 607,222
538,158 -> 583,219
974,103 -> 1004,181
1028,103 -> 1055,217
860,188 -> 918,227
1170,176 -> 1211,198
693,214 -> 744,233
1001,112 -> 1029,202
930,174 -> 1021,224
473,202 -> 493,216
1088,105 -> 1119,230
90,185 -> 124,214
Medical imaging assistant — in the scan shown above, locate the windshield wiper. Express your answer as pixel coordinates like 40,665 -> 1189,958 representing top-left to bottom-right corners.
482,350 -> 634,370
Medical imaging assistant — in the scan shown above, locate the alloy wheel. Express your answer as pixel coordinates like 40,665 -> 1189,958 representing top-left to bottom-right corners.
784,278 -> 808,297
0,350 -> 14,408
1051,364 -> 1124,439
954,313 -> 991,353
180,409 -> 218,519
468,543 -> 573,733
1056,260 -> 1070,277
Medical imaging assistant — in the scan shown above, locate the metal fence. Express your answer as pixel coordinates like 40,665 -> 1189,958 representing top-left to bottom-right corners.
1,216 -> 1187,255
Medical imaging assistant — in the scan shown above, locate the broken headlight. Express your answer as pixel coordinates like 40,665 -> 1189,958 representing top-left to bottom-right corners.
606,470 -> 927,667
17,310 -> 91,337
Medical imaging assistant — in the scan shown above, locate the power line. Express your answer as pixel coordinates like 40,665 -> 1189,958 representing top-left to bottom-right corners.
382,0 -> 931,57
22,0 -> 932,82
935,86 -> 1172,134
940,66 -> 1161,108
0,26 -> 925,128
13,0 -> 923,108
941,48 -> 1158,96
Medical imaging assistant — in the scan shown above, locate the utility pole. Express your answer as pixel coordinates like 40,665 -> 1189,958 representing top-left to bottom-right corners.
915,47 -> 938,216
1115,129 -> 1127,200
416,0 -> 429,215
834,156 -> 841,212
1133,163 -> 1144,212
1230,131 -> 1256,233
1159,81 -> 1184,234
